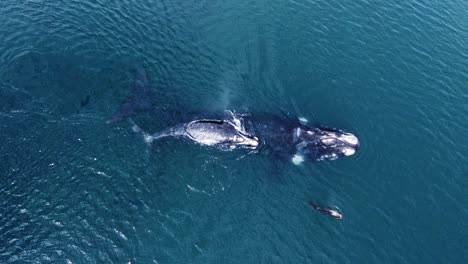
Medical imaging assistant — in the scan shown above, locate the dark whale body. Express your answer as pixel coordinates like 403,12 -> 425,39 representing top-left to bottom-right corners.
241,114 -> 359,162
109,68 -> 359,163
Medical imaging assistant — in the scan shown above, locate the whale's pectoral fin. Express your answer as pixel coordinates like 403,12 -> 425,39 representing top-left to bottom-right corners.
107,67 -> 156,123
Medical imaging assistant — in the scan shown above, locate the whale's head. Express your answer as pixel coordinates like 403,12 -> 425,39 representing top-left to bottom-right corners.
295,127 -> 360,161
227,131 -> 259,149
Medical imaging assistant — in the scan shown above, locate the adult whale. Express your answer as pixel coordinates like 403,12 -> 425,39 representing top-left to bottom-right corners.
108,68 -> 360,164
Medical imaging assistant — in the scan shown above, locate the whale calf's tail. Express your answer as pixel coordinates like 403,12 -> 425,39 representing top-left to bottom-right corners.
128,118 -> 179,148
128,119 -> 154,145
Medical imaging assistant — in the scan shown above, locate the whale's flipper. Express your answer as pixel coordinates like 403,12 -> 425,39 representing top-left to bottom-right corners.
107,67 -> 156,123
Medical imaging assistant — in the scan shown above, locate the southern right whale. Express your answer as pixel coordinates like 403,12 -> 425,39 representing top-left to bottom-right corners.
108,68 -> 360,164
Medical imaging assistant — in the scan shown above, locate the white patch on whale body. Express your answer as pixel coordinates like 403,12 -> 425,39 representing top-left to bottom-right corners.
296,127 -> 301,138
318,153 -> 338,161
298,117 -> 308,123
292,154 -> 304,165
321,138 -> 337,145
192,137 -> 223,146
342,148 -> 356,156
339,133 -> 359,146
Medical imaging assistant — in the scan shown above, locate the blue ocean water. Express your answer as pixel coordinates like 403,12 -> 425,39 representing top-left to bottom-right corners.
1,0 -> 467,263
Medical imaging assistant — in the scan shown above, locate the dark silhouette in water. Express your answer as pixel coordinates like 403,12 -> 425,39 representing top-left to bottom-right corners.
306,201 -> 343,219
76,94 -> 91,114
80,94 -> 90,108
108,67 -> 360,163
107,68 -> 156,124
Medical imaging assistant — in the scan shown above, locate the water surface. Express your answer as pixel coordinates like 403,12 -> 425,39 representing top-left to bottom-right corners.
1,0 -> 467,263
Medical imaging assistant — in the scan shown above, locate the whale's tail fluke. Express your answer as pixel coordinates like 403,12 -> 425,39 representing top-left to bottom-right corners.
127,118 -> 155,168
107,67 -> 155,124
128,118 -> 154,145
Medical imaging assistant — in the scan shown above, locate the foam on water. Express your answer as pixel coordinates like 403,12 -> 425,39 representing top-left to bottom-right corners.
292,154 -> 305,165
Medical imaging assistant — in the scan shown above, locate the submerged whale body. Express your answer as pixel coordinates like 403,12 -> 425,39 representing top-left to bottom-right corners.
109,68 -> 360,163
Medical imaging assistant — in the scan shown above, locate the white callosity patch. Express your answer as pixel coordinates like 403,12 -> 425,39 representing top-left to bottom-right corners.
339,133 -> 359,146
321,138 -> 337,145
292,154 -> 305,165
341,147 -> 356,156
317,132 -> 359,158
318,153 -> 338,161
294,127 -> 359,161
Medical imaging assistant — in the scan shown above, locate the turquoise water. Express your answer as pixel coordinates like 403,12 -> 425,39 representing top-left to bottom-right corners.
1,0 -> 467,263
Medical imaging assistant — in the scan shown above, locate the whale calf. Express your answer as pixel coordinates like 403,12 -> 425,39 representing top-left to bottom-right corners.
130,117 -> 259,150
109,68 -> 359,163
